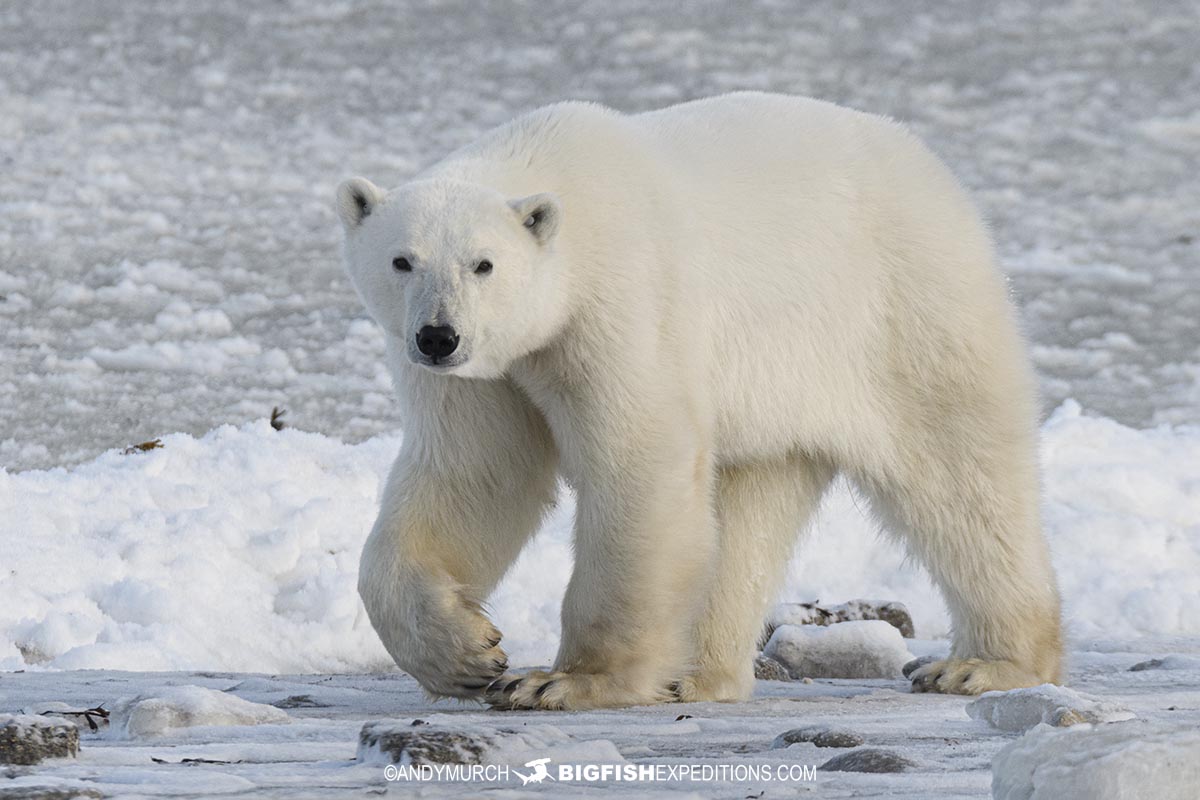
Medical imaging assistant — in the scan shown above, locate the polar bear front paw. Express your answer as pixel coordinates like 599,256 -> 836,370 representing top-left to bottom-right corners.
909,658 -> 1040,695
485,670 -> 674,711
381,592 -> 509,701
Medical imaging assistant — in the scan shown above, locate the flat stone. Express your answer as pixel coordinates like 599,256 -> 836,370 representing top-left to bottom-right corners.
359,725 -> 490,765
271,694 -> 328,709
0,715 -> 80,765
773,726 -> 864,749
818,748 -> 915,773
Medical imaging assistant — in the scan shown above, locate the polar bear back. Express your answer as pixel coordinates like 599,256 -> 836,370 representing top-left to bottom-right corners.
423,93 -> 1030,468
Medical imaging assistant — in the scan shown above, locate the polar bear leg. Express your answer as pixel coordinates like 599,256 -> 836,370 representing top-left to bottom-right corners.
676,455 -> 834,702
863,427 -> 1063,695
491,443 -> 719,710
358,376 -> 557,700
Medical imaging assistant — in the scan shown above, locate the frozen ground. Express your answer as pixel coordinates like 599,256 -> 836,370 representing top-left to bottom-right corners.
1,645 -> 1198,798
1,0 -> 1198,471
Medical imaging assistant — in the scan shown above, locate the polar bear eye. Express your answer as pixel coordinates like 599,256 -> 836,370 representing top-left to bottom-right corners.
392,256 -> 413,273
474,259 -> 493,275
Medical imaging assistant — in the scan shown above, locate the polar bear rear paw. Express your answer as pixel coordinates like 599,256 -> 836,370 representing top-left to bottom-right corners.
909,658 -> 1041,695
485,670 -> 674,711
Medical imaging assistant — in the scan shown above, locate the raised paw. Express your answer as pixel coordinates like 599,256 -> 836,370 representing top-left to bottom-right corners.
910,658 -> 1042,695
485,670 -> 675,711
365,579 -> 510,701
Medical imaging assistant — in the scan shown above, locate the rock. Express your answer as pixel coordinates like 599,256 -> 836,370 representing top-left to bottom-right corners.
966,684 -> 1135,733
753,655 -> 791,681
107,685 -> 290,739
360,725 -> 490,765
357,721 -> 623,767
0,714 -> 79,765
902,655 -> 939,678
763,620 -> 913,680
272,694 -> 328,709
773,726 -> 864,749
762,600 -> 915,646
818,748 -> 915,773
1128,655 -> 1200,672
993,720 -> 1200,800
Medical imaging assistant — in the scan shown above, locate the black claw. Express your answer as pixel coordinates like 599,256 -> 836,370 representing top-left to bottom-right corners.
459,680 -> 492,691
503,678 -> 522,695
484,635 -> 501,649
493,658 -> 508,673
534,680 -> 557,699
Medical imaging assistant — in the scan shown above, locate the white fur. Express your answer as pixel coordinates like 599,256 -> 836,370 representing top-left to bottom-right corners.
340,92 -> 1063,710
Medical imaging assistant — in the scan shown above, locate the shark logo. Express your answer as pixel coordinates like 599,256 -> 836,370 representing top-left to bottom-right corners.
514,757 -> 554,785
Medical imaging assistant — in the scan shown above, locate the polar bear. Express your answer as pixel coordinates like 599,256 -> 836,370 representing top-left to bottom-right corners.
339,92 -> 1063,710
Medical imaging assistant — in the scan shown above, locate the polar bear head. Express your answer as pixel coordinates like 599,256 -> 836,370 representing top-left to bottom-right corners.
337,177 -> 565,378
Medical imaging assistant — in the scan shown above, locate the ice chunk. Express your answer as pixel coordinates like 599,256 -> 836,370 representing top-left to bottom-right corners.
966,684 -> 1134,732
107,685 -> 290,739
993,721 -> 1200,800
763,620 -> 912,679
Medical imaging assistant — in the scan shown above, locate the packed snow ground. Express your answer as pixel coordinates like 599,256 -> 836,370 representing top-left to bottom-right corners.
1,0 -> 1198,472
1,647 -> 1198,798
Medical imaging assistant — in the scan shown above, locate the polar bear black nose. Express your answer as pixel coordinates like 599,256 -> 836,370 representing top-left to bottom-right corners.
416,325 -> 459,359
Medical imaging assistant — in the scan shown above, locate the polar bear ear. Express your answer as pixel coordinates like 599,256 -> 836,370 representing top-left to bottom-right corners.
336,177 -> 385,230
510,193 -> 562,246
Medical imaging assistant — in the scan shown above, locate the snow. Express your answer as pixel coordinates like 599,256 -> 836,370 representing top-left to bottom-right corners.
4,403 -> 1195,674
992,721 -> 1200,800
763,621 -> 913,680
965,684 -> 1134,733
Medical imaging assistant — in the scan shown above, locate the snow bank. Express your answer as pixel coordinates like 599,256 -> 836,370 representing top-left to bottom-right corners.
1,402 -> 1197,673
966,684 -> 1134,732
763,621 -> 912,679
107,685 -> 289,739
992,721 -> 1200,800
